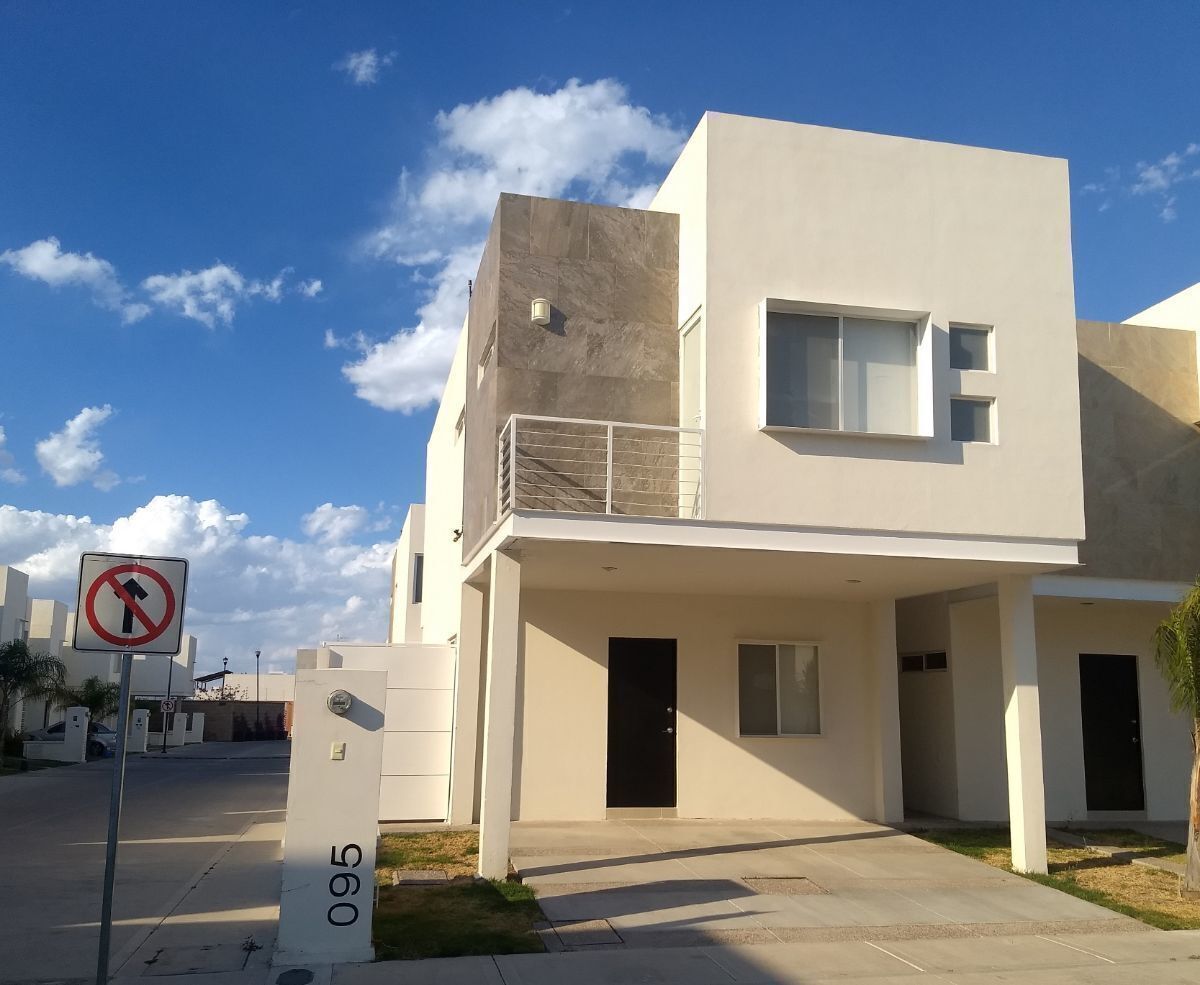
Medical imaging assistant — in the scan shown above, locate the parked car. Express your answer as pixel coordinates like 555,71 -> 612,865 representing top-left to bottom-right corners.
25,721 -> 116,757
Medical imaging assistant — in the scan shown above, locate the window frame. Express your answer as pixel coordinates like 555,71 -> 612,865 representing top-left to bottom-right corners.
758,299 -> 934,439
950,395 -> 996,444
735,639 -> 824,738
948,323 -> 995,373
411,553 -> 424,605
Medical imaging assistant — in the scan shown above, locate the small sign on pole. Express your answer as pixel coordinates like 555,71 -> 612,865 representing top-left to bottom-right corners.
160,698 -> 176,714
75,552 -> 188,985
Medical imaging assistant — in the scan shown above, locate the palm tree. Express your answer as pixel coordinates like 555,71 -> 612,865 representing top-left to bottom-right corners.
56,675 -> 122,723
0,640 -> 67,741
1153,581 -> 1200,894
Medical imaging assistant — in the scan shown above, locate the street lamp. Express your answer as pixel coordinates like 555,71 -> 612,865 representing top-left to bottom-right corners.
255,648 -> 261,732
221,656 -> 228,700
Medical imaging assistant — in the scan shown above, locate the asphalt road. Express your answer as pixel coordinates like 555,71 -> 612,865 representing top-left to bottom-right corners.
0,741 -> 289,983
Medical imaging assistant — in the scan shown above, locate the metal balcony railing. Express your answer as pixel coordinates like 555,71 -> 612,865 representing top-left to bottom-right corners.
498,415 -> 703,520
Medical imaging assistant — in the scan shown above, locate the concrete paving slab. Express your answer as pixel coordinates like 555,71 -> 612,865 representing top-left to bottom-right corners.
881,885 -> 1124,925
332,955 -> 505,985
702,940 -> 923,981
537,885 -> 755,922
877,934 -> 1119,974
515,855 -> 696,885
494,947 -> 735,984
607,900 -> 766,933
1046,928 -> 1200,963
550,919 -> 623,946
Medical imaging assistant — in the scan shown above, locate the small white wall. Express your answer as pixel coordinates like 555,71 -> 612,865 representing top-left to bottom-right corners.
323,643 -> 456,821
185,712 -> 205,744
128,634 -> 196,697
388,505 -> 426,645
419,322 -> 468,645
895,593 -> 958,818
515,589 -> 893,821
128,709 -> 150,753
220,672 -> 295,702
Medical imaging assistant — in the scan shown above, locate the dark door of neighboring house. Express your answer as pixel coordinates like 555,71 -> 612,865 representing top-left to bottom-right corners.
607,637 -> 677,808
1079,653 -> 1146,812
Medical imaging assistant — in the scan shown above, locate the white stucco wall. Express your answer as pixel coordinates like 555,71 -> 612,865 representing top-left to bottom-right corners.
948,595 -> 1191,822
661,112 -> 1084,542
514,588 -> 892,821
649,113 -> 708,333
220,671 -> 295,702
419,320 -> 469,645
388,505 -> 425,644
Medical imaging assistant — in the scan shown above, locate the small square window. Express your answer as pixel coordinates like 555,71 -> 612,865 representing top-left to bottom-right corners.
738,642 -> 820,736
951,397 -> 993,443
900,654 -> 924,673
924,651 -> 948,671
949,325 -> 991,371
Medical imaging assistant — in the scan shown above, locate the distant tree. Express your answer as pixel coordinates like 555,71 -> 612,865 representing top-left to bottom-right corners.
1154,581 -> 1200,894
191,683 -> 250,702
56,675 -> 122,722
0,640 -> 66,740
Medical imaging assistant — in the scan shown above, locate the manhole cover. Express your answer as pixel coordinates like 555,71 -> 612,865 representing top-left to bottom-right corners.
742,876 -> 827,895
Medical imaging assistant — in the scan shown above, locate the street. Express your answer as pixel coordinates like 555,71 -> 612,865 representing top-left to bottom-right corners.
0,742 -> 288,984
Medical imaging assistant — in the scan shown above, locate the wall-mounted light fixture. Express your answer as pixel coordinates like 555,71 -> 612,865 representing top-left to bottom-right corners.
531,298 -> 551,326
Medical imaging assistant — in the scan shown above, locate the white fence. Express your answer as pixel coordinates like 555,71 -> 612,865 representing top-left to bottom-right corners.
498,414 -> 703,520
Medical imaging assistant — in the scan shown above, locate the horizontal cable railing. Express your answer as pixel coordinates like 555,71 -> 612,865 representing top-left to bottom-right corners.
497,415 -> 703,520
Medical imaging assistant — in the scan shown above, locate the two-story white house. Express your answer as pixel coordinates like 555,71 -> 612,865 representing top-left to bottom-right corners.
377,112 -> 1197,880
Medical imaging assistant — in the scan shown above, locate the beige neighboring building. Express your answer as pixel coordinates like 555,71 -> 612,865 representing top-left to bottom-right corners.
366,112 -> 1197,879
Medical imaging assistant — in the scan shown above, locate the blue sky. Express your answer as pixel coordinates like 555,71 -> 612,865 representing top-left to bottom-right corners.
1,1 -> 1197,671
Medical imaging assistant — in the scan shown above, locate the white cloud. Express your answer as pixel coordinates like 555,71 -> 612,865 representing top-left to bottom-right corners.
0,495 -> 394,671
1,238 -> 321,326
1082,142 -> 1200,221
0,426 -> 25,484
0,237 -> 149,323
140,263 -> 295,327
345,78 -> 684,412
302,502 -> 369,543
334,48 -> 395,86
35,405 -> 120,490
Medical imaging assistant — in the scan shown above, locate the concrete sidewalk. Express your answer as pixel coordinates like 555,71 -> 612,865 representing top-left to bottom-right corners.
323,930 -> 1200,984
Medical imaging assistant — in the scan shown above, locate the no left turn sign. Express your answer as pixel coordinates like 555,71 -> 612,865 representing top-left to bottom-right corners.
73,553 -> 188,654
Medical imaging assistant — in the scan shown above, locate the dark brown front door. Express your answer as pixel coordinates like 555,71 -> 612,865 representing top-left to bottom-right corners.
1079,653 -> 1146,811
607,638 -> 676,808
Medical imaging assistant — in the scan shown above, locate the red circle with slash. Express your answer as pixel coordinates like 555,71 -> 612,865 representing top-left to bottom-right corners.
84,563 -> 176,647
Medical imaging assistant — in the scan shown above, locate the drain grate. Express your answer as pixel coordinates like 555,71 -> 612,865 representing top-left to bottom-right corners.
741,876 -> 827,895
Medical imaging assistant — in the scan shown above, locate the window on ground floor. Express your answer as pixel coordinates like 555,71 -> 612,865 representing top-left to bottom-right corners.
737,642 -> 821,736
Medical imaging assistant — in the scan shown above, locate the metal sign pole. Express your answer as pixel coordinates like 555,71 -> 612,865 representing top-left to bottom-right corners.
161,648 -> 174,754
96,650 -> 133,985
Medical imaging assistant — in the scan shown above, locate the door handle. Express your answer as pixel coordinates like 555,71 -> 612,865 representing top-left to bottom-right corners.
664,727 -> 674,734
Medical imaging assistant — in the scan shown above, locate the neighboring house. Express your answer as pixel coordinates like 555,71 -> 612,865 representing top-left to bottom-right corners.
353,112 -> 1198,879
0,565 -> 32,733
387,505 -> 425,644
128,633 -> 197,700
217,671 -> 296,703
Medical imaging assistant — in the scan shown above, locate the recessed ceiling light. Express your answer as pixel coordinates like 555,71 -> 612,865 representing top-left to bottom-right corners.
846,578 -> 862,584
601,565 -> 618,572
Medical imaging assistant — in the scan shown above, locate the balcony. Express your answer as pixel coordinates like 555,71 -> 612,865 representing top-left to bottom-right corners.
498,415 -> 703,520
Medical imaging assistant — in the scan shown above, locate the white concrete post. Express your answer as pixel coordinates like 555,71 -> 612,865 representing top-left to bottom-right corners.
478,551 -> 521,879
277,669 -> 388,966
63,706 -> 89,762
998,575 -> 1048,874
869,599 -> 905,824
127,709 -> 149,754
448,580 -> 486,825
167,712 -> 188,746
185,711 -> 205,743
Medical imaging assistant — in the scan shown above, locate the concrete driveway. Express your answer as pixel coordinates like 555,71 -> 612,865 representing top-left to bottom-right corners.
0,740 -> 289,983
510,820 -> 1140,949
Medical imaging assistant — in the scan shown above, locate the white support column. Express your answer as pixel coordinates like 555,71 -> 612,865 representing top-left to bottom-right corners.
998,575 -> 1048,874
448,580 -> 486,825
478,551 -> 521,879
869,599 -> 904,824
